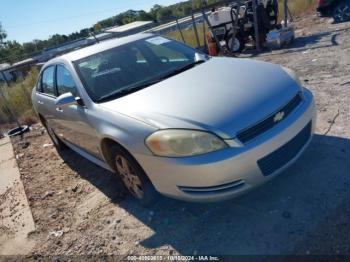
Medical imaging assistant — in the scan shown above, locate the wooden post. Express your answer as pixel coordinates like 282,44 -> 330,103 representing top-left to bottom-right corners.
175,19 -> 186,44
252,0 -> 261,52
191,12 -> 201,49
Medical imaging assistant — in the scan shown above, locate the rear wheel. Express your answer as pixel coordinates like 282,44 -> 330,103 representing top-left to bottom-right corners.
112,145 -> 159,206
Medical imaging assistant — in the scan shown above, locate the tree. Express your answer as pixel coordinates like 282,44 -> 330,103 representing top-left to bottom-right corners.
156,7 -> 174,22
79,28 -> 90,38
0,22 -> 7,45
138,10 -> 153,21
93,23 -> 102,32
23,42 -> 38,55
0,40 -> 24,64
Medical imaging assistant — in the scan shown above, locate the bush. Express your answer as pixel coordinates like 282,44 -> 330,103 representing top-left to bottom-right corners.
0,67 -> 38,125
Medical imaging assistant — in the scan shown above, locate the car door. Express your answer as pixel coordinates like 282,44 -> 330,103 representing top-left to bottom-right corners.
54,64 -> 101,158
35,66 -> 59,131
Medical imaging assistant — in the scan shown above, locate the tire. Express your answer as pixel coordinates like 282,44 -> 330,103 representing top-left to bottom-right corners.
111,144 -> 159,206
43,120 -> 67,151
333,1 -> 350,23
226,34 -> 245,53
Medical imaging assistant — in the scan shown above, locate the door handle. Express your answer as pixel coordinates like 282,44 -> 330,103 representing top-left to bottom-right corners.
56,107 -> 63,112
37,101 -> 44,105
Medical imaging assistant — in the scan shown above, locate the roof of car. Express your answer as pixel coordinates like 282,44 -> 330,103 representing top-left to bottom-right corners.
52,32 -> 155,63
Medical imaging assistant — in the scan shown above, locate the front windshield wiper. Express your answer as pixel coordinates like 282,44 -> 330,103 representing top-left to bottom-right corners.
96,79 -> 164,103
96,59 -> 207,103
158,59 -> 206,80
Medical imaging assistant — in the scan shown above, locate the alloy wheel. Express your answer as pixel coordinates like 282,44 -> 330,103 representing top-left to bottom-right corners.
115,155 -> 144,199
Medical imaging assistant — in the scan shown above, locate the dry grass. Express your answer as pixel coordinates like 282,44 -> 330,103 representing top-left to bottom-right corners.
0,67 -> 38,126
280,0 -> 317,19
167,22 -> 208,48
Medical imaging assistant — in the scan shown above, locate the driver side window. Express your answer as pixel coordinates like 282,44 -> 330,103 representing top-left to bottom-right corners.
56,65 -> 78,97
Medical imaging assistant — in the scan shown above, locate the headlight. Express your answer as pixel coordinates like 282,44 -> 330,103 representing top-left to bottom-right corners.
281,66 -> 302,87
145,129 -> 228,157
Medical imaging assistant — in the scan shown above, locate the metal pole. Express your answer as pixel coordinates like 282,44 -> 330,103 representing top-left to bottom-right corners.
191,12 -> 201,49
230,0 -> 242,44
202,15 -> 207,50
252,0 -> 261,52
284,0 -> 288,28
175,19 -> 186,44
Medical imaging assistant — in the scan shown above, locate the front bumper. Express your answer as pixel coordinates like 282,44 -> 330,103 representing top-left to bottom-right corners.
134,89 -> 316,202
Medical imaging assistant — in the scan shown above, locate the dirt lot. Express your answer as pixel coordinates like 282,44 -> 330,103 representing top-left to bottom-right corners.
4,14 -> 350,256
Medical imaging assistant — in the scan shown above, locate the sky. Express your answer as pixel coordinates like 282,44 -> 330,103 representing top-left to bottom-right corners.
1,0 -> 182,43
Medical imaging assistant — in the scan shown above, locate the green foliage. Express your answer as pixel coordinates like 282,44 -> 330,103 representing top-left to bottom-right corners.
0,67 -> 38,125
0,22 -> 6,45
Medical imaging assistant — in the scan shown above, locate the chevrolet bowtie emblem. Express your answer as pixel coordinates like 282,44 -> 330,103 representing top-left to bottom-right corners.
274,111 -> 285,123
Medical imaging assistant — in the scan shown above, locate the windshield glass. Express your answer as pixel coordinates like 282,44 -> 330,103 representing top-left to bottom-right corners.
74,36 -> 206,102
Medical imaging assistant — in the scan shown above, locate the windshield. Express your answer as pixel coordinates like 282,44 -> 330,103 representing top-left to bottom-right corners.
74,36 -> 207,102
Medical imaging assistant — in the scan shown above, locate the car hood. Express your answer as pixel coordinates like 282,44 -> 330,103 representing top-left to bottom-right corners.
100,57 -> 300,139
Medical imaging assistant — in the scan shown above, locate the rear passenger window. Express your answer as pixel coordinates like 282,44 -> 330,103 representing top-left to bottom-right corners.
41,66 -> 55,96
56,65 -> 78,97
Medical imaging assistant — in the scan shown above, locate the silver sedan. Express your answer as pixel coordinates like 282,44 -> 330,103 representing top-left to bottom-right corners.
32,33 -> 316,206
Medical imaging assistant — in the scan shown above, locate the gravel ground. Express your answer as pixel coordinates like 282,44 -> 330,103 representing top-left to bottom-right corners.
7,14 -> 350,256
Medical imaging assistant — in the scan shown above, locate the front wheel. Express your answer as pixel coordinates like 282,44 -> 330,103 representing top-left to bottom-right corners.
112,145 -> 159,206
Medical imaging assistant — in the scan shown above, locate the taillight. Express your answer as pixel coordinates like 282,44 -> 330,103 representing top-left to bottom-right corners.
318,0 -> 325,5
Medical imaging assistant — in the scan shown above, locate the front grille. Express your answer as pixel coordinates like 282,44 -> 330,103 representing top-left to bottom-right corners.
257,121 -> 312,176
237,93 -> 302,143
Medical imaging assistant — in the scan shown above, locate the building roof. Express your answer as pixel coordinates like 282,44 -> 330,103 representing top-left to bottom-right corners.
86,32 -> 113,41
12,58 -> 35,67
0,58 -> 36,72
105,21 -> 154,34
52,33 -> 154,63
148,12 -> 209,33
0,63 -> 10,70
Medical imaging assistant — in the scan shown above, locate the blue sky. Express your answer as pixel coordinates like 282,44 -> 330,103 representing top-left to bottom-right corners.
1,0 -> 182,43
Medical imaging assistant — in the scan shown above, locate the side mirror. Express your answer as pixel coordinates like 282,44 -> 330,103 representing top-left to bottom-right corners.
194,52 -> 209,62
55,92 -> 79,108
